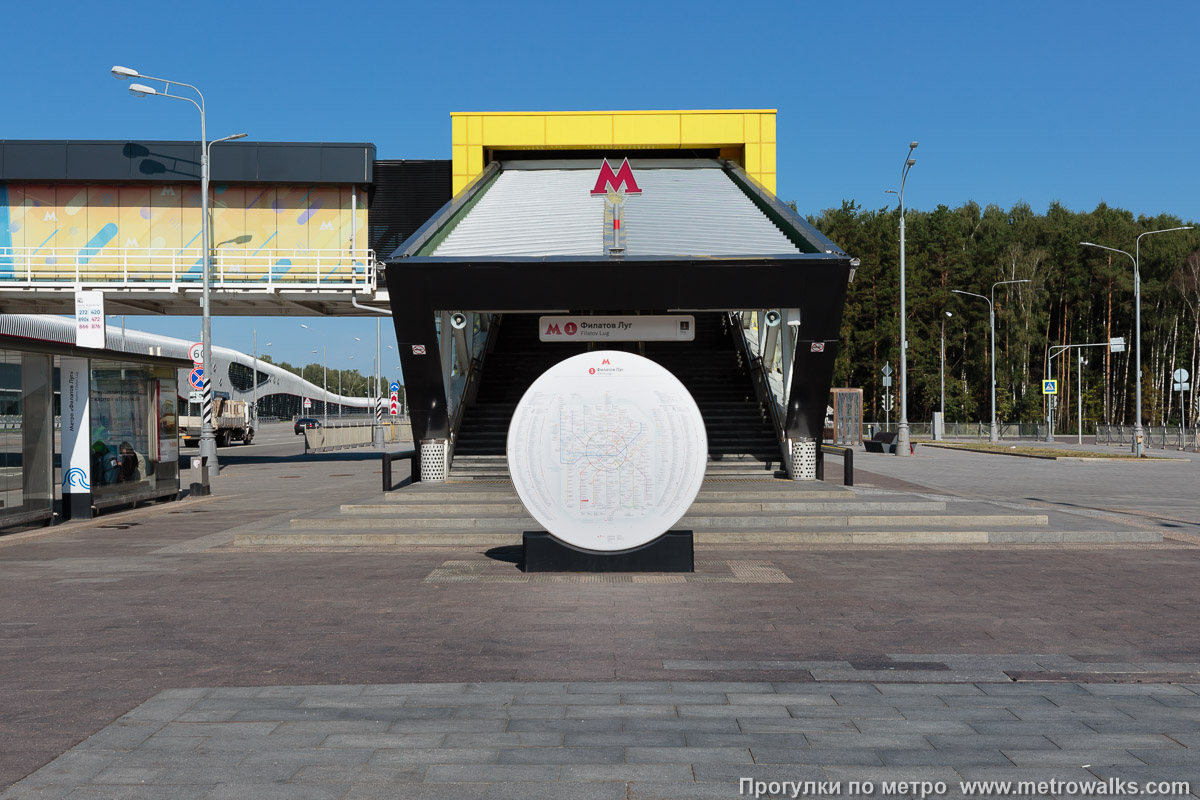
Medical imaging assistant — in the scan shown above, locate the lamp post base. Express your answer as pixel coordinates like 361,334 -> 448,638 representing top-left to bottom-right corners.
896,423 -> 911,457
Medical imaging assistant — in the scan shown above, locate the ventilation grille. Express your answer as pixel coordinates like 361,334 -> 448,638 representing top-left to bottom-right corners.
369,160 -> 452,259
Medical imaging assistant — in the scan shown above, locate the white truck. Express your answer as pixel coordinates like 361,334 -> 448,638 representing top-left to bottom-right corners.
180,393 -> 255,446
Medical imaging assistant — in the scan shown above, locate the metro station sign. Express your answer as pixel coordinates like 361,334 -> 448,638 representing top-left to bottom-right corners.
590,158 -> 641,195
540,315 -> 694,342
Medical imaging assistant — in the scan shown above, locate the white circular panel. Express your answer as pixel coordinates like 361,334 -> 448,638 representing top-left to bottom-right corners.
507,350 -> 708,552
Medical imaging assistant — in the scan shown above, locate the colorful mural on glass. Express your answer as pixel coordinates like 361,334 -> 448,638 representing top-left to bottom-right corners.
0,183 -> 367,282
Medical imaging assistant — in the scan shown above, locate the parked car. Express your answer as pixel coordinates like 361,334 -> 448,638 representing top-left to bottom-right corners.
294,417 -> 321,435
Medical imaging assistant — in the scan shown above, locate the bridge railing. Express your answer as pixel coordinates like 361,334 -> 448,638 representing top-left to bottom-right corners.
0,247 -> 376,290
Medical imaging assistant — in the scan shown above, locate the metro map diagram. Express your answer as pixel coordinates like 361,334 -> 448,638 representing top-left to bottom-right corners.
555,392 -> 652,521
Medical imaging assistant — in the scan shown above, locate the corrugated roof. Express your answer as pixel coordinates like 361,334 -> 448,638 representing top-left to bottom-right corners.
431,161 -> 800,258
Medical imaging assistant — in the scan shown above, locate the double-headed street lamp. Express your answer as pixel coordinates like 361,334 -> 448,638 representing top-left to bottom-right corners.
112,65 -> 245,480
1081,226 -> 1193,457
886,142 -> 918,457
952,279 -> 1030,444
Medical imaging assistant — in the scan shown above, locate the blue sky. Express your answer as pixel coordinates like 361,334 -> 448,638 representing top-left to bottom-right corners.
7,0 -> 1198,376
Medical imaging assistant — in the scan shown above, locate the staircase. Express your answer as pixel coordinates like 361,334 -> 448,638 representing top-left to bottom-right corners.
450,313 -> 782,481
235,481 -> 1160,547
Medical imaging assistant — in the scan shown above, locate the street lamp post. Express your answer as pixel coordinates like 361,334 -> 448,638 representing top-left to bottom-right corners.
1081,226 -> 1193,457
312,348 -> 327,428
952,280 -> 1030,444
112,65 -> 245,480
939,311 -> 952,440
886,142 -> 918,456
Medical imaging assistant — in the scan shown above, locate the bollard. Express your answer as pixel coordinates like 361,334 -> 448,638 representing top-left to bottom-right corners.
815,443 -> 825,481
843,447 -> 854,486
189,455 -> 211,497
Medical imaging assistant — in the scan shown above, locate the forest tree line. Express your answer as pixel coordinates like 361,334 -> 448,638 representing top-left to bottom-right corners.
807,201 -> 1200,428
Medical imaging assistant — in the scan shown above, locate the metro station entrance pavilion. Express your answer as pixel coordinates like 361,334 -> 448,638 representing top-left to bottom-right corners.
389,110 -> 854,481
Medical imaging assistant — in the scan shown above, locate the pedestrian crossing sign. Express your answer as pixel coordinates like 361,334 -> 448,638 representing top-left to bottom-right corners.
1042,379 -> 1058,395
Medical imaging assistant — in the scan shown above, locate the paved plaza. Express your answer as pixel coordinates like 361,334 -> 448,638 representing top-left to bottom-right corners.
1,426 -> 1199,798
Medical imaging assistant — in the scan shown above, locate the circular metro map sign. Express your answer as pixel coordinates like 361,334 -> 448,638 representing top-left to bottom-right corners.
506,351 -> 708,552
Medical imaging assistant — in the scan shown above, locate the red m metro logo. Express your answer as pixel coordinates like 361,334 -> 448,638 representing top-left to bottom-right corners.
590,158 -> 642,195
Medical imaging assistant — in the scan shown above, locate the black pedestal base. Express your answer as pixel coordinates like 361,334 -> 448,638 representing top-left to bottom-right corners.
522,531 -> 694,573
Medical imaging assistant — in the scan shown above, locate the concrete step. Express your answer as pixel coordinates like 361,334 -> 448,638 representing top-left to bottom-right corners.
345,500 -> 948,515
386,487 -> 858,502
289,513 -> 1049,531
237,529 -> 1162,548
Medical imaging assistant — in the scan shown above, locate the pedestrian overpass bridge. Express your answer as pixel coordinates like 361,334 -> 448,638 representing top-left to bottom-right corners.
0,245 -> 387,316
0,139 -> 438,316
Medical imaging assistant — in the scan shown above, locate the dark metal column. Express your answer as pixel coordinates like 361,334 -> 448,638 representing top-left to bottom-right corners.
391,298 -> 449,448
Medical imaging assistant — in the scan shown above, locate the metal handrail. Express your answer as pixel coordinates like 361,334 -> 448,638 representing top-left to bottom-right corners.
0,246 -> 376,290
727,312 -> 790,474
448,314 -> 500,444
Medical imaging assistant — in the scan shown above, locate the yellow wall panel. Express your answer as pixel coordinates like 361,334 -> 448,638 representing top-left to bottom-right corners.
307,187 -> 341,250
680,113 -> 744,146
466,146 -> 484,177
760,145 -> 776,175
118,187 -> 151,264
57,186 -> 89,253
613,114 -> 681,146
452,115 -> 467,144
761,114 -> 776,143
150,184 -> 183,252
481,115 -> 545,147
210,186 -> 246,276
743,113 -> 761,145
22,186 -> 59,255
466,115 -> 483,146
745,142 -> 762,175
180,187 -> 204,252
276,187 -> 311,251
4,185 -> 27,250
545,115 -> 613,147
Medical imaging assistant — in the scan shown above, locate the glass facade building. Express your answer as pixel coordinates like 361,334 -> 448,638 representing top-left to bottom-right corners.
0,335 -> 189,530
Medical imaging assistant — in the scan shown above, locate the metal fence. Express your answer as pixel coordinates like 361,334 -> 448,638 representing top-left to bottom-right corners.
1095,424 -> 1200,451
868,421 -> 1050,441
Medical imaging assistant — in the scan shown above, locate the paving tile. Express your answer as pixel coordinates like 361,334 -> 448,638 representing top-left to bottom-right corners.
559,764 -> 695,782
368,748 -> 498,765
677,704 -> 791,718
625,746 -> 752,763
442,733 -> 565,747
628,783 -> 746,799
1002,749 -> 1147,766
292,764 -> 427,783
1049,733 -> 1184,749
692,762 -> 825,783
496,746 -> 624,765
424,765 -> 561,782
562,731 -> 686,747
344,785 -> 488,800
484,782 -> 628,800
877,748 -> 1013,766
321,733 -> 444,748
751,747 -> 884,766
